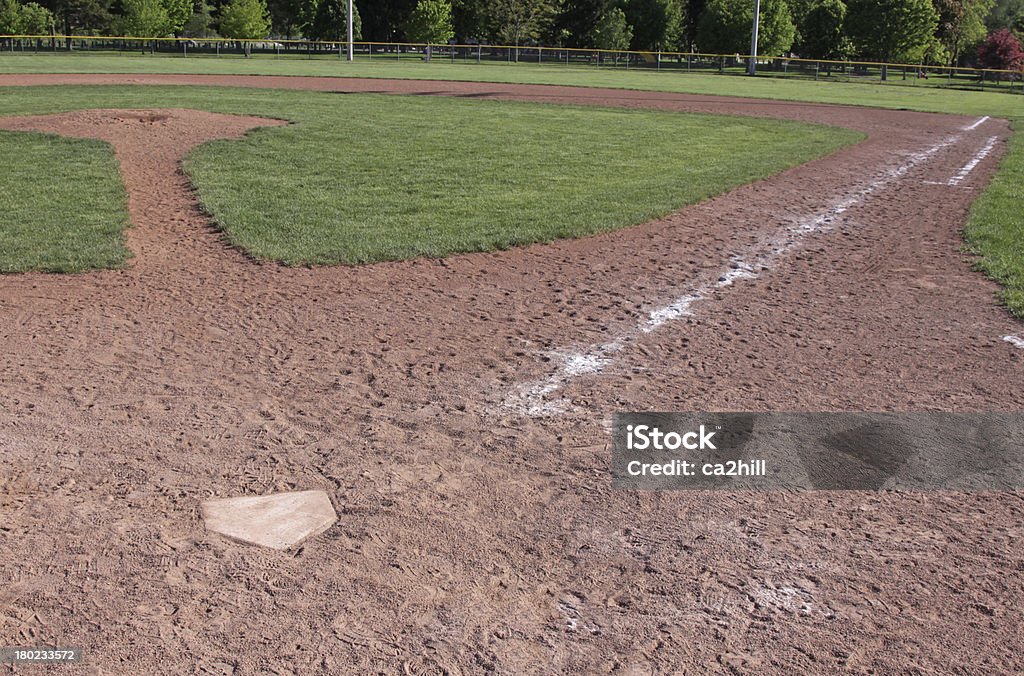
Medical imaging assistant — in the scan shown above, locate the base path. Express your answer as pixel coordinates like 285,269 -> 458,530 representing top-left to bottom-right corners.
0,75 -> 1022,673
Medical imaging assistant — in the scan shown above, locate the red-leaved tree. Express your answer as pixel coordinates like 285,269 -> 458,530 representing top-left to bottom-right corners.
976,28 -> 1024,76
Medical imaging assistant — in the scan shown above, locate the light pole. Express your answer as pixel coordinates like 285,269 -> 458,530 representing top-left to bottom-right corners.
747,0 -> 760,76
346,0 -> 354,61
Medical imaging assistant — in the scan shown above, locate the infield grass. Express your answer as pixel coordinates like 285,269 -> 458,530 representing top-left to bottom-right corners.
0,130 -> 129,272
4,55 -> 1019,314
0,85 -> 860,267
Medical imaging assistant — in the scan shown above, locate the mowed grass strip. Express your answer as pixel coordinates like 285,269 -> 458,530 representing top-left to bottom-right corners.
0,85 -> 860,266
965,120 -> 1024,318
0,130 -> 129,272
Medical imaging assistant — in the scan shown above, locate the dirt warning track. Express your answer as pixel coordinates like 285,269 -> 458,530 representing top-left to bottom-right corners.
1,75 -> 1023,673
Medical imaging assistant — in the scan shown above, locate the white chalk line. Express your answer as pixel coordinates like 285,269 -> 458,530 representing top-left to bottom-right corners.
964,116 -> 990,131
948,136 -> 999,185
1005,335 -> 1024,350
503,131 -> 966,417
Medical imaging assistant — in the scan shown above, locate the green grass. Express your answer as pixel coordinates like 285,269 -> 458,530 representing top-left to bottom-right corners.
0,130 -> 129,272
0,85 -> 860,266
1,54 -> 1021,118
6,54 -> 1019,313
965,119 -> 1024,318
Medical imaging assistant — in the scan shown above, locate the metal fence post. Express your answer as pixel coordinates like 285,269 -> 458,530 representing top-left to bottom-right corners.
538,46 -> 542,64
477,44 -> 481,64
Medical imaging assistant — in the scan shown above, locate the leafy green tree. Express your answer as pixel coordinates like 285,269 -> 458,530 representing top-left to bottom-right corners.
935,0 -> 993,64
985,0 -> 1024,34
681,0 -> 704,49
403,0 -> 453,43
0,0 -> 23,32
845,0 -> 939,74
118,0 -> 170,34
624,0 -> 682,50
696,0 -> 794,55
305,0 -> 360,40
451,0 -> 486,40
589,5 -> 631,48
799,0 -> 849,58
266,0 -> 302,36
218,0 -> 270,40
37,0 -> 116,35
20,1 -> 56,31
485,0 -> 560,50
162,0 -> 191,31
357,0 -> 413,40
181,0 -> 216,35
555,0 -> 613,48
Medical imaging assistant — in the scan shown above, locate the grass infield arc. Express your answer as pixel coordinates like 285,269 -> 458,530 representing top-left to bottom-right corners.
0,84 -> 861,269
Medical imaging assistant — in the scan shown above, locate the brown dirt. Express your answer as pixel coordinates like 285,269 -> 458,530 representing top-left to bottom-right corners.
0,75 -> 1022,674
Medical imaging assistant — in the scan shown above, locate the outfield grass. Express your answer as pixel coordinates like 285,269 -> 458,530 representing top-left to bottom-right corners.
0,130 -> 129,272
0,54 -> 1021,118
965,120 -> 1024,318
0,85 -> 860,267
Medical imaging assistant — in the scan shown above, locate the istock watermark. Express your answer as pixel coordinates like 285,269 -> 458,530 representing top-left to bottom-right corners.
612,413 -> 1024,491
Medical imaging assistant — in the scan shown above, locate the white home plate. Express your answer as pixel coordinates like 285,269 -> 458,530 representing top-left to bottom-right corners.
201,490 -> 337,550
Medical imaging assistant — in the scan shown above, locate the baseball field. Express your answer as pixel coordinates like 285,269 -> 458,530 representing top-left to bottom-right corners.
1,58 -> 1023,672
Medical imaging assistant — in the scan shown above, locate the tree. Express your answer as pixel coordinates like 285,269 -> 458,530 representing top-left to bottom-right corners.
0,0 -> 23,32
623,0 -> 682,50
696,0 -> 794,55
357,0 -> 413,40
37,0 -> 116,35
589,5 -> 631,49
976,26 -> 1024,72
162,0 -> 192,32
118,0 -> 170,35
20,1 -> 56,32
986,0 -> 1024,35
218,0 -> 270,42
181,0 -> 216,35
403,0 -> 453,43
935,0 -> 993,65
305,0 -> 361,40
845,0 -> 939,75
484,0 -> 560,51
451,0 -> 485,41
799,0 -> 850,59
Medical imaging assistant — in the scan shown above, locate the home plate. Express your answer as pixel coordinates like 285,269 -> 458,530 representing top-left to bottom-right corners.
201,490 -> 338,550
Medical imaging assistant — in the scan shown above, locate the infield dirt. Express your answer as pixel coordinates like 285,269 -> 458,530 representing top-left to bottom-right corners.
1,75 -> 1022,673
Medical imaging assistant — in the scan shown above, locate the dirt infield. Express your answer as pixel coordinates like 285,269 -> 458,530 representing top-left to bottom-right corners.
1,75 -> 1023,673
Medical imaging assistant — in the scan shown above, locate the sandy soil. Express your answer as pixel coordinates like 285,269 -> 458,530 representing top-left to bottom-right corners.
0,75 -> 1022,674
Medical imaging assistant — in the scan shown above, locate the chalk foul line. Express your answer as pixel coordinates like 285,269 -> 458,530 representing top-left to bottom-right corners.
1005,335 -> 1024,350
948,136 -> 999,186
964,116 -> 990,131
502,131 -> 965,417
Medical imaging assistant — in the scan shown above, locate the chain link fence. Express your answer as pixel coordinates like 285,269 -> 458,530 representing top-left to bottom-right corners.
2,35 -> 1022,91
